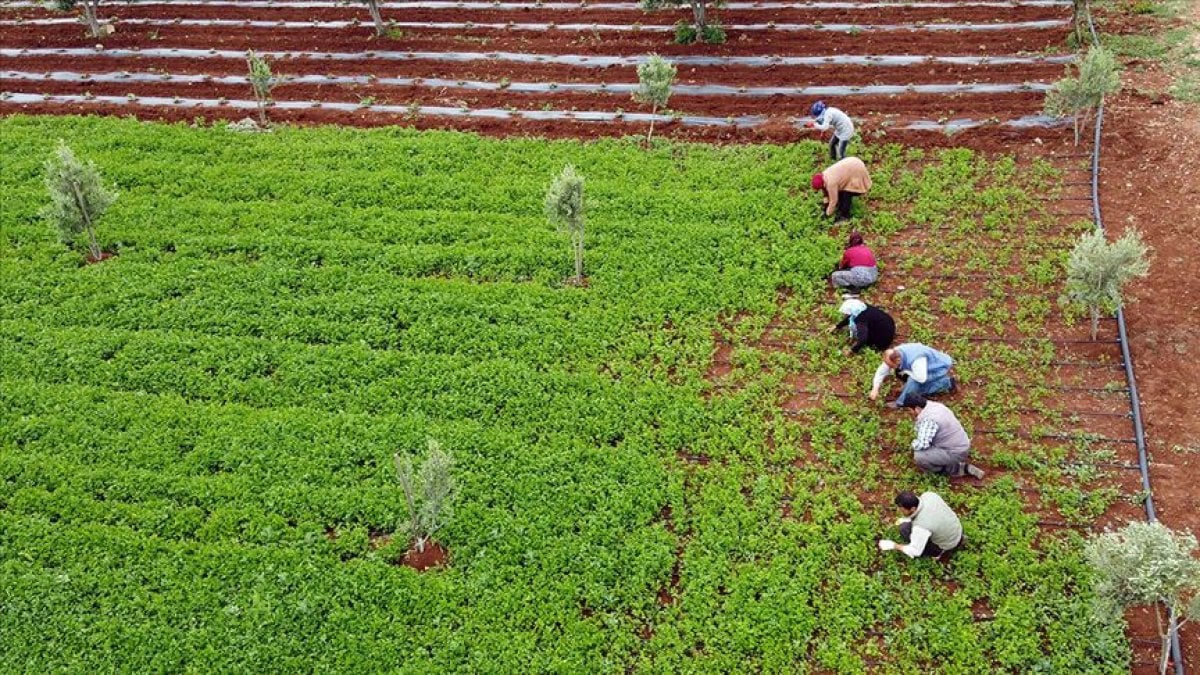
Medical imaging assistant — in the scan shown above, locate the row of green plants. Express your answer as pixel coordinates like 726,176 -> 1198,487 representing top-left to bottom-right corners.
0,114 -> 1150,671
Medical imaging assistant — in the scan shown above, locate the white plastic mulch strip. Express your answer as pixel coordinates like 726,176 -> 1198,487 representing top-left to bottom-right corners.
0,91 -> 1070,131
1,48 -> 1078,68
4,17 -> 1069,31
0,0 -> 1076,8
0,70 -> 1056,96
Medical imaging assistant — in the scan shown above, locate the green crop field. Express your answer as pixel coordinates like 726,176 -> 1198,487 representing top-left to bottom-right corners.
0,116 -> 1128,672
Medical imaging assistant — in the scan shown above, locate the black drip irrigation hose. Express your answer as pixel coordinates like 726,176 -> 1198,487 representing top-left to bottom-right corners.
1082,5 -> 1182,672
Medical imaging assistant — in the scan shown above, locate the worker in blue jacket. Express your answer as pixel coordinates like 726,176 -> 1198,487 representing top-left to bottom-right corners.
868,343 -> 957,408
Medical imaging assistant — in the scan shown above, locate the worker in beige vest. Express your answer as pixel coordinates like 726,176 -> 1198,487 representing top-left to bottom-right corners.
811,156 -> 871,222
901,394 -> 985,479
878,491 -> 965,561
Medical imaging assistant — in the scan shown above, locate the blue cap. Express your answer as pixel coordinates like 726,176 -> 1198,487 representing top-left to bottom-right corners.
810,101 -> 827,117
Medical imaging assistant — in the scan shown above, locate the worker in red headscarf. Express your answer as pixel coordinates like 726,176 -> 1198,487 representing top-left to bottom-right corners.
812,156 -> 872,222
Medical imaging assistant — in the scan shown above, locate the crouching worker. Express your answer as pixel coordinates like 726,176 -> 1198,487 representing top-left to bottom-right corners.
869,343 -> 956,408
812,156 -> 871,222
903,394 -> 985,478
831,232 -> 878,291
833,299 -> 895,354
877,491 -> 965,561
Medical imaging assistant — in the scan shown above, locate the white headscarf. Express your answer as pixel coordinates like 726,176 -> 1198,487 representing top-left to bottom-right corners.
839,299 -> 867,338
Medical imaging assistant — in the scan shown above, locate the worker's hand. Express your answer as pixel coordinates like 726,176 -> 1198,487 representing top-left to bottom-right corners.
804,121 -> 816,129
877,539 -> 896,551
844,348 -> 854,357
894,517 -> 910,526
868,389 -> 879,401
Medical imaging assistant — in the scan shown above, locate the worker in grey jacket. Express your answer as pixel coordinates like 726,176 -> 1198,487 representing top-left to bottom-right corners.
878,490 -> 964,560
806,101 -> 855,160
902,394 -> 985,479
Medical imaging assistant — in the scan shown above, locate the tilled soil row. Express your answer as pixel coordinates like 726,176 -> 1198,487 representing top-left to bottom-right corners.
0,54 -> 1070,88
7,78 -> 1048,120
0,3 -> 1069,24
0,98 -> 1063,148
1,23 -> 1068,57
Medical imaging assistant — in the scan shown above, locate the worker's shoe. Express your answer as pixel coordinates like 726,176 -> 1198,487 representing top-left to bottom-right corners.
946,377 -> 958,395
885,400 -> 902,409
965,464 -> 986,480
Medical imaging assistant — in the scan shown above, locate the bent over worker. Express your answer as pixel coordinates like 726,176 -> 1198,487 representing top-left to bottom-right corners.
902,394 -> 985,478
832,299 -> 895,354
830,231 -> 878,291
868,342 -> 956,407
812,156 -> 871,222
878,491 -> 965,561
805,100 -> 855,161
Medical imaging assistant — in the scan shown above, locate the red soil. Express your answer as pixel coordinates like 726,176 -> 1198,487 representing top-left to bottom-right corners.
401,541 -> 449,571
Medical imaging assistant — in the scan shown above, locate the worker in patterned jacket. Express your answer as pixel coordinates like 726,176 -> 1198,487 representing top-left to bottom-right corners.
901,394 -> 985,478
805,100 -> 855,160
878,490 -> 966,561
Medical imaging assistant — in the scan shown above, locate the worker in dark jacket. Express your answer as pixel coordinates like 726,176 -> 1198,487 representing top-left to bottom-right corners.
832,299 -> 896,354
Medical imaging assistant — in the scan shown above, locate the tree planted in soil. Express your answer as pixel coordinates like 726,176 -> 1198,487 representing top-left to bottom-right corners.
1086,522 -> 1200,674
1043,45 -> 1120,145
393,439 -> 456,554
544,164 -> 586,285
41,141 -> 116,261
54,0 -> 110,39
360,0 -> 388,37
633,54 -> 677,145
641,0 -> 726,44
246,51 -> 276,127
1061,228 -> 1149,340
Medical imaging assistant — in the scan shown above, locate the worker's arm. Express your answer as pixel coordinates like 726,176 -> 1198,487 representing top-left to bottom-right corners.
825,183 -> 839,216
833,316 -> 850,332
908,356 -> 928,383
911,419 -> 939,452
899,525 -> 931,558
869,362 -> 891,399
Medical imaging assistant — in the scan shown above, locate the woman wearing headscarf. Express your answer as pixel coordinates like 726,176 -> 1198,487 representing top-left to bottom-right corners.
832,298 -> 896,354
830,232 -> 878,291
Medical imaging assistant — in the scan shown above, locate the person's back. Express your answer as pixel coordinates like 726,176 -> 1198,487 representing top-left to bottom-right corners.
855,306 -> 895,351
817,107 -> 854,140
917,401 -> 970,453
912,491 -> 962,551
841,243 -> 875,268
823,157 -> 871,194
897,343 -> 953,377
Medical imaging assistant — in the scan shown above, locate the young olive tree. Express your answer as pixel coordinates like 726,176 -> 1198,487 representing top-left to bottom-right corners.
1044,45 -> 1120,145
361,0 -> 388,37
393,439 -> 456,554
1086,522 -> 1200,674
246,51 -> 276,127
54,0 -> 108,39
41,141 -> 117,261
544,165 -> 586,285
633,54 -> 677,145
641,0 -> 726,44
1061,228 -> 1149,340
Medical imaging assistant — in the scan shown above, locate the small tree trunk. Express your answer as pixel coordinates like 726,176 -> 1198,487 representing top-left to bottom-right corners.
646,102 -> 658,146
83,0 -> 102,38
256,98 -> 268,127
1089,305 -> 1099,341
1159,604 -> 1176,675
573,232 -> 584,284
69,180 -> 103,260
1072,114 -> 1081,146
691,0 -> 707,33
366,0 -> 386,36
